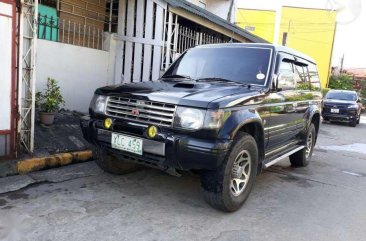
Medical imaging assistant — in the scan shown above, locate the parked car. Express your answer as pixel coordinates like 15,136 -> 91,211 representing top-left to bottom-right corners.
81,43 -> 322,212
322,90 -> 362,127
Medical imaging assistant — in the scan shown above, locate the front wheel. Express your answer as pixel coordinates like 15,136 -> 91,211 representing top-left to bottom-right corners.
349,118 -> 357,127
200,133 -> 258,212
289,123 -> 316,167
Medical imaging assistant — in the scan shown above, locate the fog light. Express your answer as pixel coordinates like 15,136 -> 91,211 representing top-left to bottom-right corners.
147,126 -> 158,138
104,118 -> 113,129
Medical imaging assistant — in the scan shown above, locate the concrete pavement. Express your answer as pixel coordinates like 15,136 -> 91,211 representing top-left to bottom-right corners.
0,116 -> 366,241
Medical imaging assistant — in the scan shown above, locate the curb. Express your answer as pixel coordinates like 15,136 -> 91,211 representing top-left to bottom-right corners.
16,150 -> 93,175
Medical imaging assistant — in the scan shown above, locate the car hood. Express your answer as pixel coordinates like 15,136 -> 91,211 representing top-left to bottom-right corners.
96,80 -> 264,108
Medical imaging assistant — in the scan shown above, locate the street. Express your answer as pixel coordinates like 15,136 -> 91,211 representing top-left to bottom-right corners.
1,117 -> 366,241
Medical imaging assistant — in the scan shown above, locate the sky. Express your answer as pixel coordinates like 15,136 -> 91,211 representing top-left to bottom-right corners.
237,0 -> 366,69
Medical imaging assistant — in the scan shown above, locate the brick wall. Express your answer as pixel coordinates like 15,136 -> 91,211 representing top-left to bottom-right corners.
58,0 -> 106,48
59,0 -> 106,30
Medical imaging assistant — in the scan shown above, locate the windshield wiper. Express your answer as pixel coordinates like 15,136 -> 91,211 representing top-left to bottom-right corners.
162,74 -> 192,79
195,77 -> 254,88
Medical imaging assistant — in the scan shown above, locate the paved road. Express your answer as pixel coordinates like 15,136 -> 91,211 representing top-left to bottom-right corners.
1,116 -> 366,241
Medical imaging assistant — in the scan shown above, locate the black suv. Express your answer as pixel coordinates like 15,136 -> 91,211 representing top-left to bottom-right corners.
81,43 -> 322,212
322,90 -> 362,127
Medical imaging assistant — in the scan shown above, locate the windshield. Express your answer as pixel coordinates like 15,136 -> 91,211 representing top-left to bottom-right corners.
163,47 -> 272,86
325,91 -> 357,101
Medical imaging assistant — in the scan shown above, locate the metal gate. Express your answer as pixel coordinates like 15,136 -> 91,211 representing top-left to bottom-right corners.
113,0 -> 167,83
0,0 -> 16,159
162,13 -> 232,70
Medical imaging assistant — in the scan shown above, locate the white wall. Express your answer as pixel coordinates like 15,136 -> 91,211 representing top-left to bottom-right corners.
36,40 -> 110,113
0,3 -> 13,131
186,0 -> 236,22
206,0 -> 236,22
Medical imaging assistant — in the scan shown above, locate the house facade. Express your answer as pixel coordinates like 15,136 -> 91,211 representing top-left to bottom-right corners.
1,0 -> 265,157
36,0 -> 265,112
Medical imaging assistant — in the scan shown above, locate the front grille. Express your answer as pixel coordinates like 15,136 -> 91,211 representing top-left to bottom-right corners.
323,103 -> 350,115
106,97 -> 176,127
324,103 -> 349,109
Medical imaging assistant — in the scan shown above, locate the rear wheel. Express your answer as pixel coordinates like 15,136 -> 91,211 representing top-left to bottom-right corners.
95,147 -> 139,174
200,133 -> 258,212
290,123 -> 316,167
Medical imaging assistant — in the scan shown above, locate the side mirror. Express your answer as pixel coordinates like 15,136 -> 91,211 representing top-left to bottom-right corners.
357,99 -> 361,103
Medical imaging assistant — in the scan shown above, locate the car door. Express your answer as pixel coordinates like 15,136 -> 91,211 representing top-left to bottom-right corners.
293,60 -> 312,134
265,54 -> 300,154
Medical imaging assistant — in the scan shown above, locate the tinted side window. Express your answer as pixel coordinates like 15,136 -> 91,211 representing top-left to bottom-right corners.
294,63 -> 311,90
278,60 -> 295,90
308,64 -> 321,90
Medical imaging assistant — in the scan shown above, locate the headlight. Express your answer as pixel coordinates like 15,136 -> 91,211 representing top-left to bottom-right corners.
347,104 -> 358,109
90,95 -> 107,114
174,107 -> 231,130
174,107 -> 205,129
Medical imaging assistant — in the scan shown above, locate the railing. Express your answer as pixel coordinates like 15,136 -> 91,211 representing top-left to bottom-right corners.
37,14 -> 104,50
176,25 -> 231,55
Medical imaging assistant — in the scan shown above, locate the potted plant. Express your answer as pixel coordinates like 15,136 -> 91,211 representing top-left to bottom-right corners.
36,78 -> 65,125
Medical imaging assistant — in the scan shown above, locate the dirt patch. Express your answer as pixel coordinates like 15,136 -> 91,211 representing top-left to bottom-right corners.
0,199 -> 7,206
279,175 -> 313,188
6,192 -> 29,200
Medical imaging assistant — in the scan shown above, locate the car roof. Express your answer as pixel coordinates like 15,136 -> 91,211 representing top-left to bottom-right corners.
195,43 -> 316,64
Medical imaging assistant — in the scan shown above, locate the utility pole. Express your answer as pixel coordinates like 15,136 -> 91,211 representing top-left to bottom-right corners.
282,20 -> 291,46
340,54 -> 344,73
227,0 -> 235,22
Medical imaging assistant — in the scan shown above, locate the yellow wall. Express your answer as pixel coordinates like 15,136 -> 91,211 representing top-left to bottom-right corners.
279,7 -> 336,88
236,9 -> 276,43
236,7 -> 337,88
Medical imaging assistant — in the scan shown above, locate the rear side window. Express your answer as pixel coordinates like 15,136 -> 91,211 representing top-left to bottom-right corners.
294,63 -> 310,90
308,64 -> 321,90
277,60 -> 295,90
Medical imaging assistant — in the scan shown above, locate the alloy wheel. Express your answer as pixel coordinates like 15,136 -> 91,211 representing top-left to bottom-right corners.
230,150 -> 251,196
305,132 -> 313,159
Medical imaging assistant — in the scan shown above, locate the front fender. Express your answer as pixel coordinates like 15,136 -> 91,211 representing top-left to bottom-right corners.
218,108 -> 264,140
305,102 -> 321,129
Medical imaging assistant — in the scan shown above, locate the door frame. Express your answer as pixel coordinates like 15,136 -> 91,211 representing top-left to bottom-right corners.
0,0 -> 16,159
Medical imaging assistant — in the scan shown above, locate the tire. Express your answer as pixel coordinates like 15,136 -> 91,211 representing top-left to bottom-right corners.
356,114 -> 360,124
349,118 -> 357,127
290,123 -> 316,167
95,146 -> 139,175
322,117 -> 329,122
200,132 -> 258,212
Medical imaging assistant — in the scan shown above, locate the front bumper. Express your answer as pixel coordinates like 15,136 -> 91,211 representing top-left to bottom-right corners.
322,112 -> 357,123
80,117 -> 231,171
